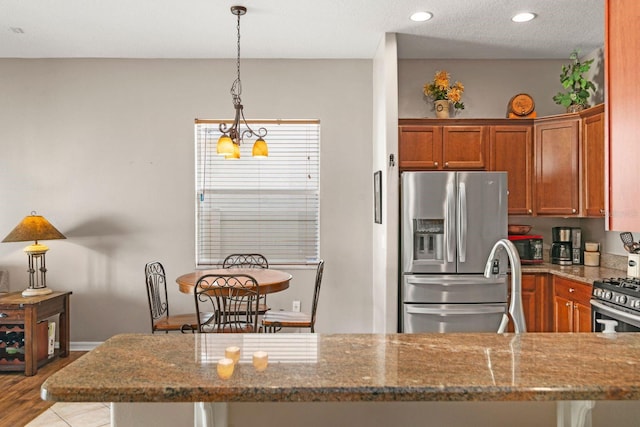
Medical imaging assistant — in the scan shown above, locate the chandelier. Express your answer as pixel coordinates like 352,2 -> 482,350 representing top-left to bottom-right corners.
217,5 -> 268,159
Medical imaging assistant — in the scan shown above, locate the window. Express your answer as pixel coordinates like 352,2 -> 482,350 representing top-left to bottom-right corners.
195,119 -> 320,267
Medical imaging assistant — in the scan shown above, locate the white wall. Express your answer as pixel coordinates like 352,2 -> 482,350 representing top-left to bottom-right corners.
372,33 -> 399,333
399,58 -> 570,119
0,59 -> 373,341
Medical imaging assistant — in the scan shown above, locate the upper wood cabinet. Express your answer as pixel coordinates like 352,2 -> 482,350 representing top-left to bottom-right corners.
581,106 -> 605,218
606,0 -> 640,230
398,121 -> 490,171
398,125 -> 442,170
398,111 -> 603,218
532,105 -> 604,218
441,126 -> 488,169
490,125 -> 533,215
534,116 -> 581,216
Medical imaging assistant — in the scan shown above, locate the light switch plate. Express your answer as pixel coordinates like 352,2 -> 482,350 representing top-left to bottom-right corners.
292,300 -> 301,312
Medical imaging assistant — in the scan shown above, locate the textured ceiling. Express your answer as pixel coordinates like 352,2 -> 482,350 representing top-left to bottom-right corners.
0,0 -> 604,59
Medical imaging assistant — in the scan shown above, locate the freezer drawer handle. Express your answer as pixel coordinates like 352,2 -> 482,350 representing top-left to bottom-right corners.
405,277 -> 504,286
406,306 -> 506,315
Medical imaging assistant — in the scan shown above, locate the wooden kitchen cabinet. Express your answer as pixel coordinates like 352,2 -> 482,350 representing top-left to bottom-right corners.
398,112 -> 602,218
534,116 -> 581,216
398,125 -> 442,170
398,123 -> 488,171
581,105 -> 605,218
442,126 -> 488,169
552,276 -> 592,333
490,125 -> 533,215
507,273 -> 547,332
606,0 -> 640,230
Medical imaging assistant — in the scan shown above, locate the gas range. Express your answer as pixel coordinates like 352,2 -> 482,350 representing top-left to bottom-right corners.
592,277 -> 640,312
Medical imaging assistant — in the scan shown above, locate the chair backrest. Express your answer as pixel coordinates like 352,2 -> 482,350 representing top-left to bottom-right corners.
222,253 -> 269,269
145,261 -> 169,333
194,273 -> 261,333
310,259 -> 325,332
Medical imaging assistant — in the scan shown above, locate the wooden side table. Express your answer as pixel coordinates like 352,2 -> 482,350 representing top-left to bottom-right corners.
0,291 -> 71,376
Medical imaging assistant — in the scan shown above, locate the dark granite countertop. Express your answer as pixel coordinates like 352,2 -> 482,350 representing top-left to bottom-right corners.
42,332 -> 640,403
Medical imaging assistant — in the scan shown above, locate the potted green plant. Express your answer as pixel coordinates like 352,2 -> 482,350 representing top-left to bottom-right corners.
553,49 -> 596,113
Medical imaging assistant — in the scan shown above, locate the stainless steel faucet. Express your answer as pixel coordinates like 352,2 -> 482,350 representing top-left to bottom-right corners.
484,239 -> 527,333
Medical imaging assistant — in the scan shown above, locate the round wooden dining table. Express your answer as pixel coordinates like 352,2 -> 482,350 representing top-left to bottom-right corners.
175,268 -> 292,295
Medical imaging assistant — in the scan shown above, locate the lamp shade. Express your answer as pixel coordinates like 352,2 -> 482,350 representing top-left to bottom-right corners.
217,135 -> 235,156
2,214 -> 66,243
252,138 -> 268,157
225,142 -> 241,160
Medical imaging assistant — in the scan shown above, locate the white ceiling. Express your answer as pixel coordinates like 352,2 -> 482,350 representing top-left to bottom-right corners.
0,0 -> 604,59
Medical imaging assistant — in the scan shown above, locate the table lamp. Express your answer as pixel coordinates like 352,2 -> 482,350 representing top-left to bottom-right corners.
2,212 -> 66,297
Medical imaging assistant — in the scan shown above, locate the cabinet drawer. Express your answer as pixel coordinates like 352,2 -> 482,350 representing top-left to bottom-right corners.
554,277 -> 592,304
0,309 -> 24,322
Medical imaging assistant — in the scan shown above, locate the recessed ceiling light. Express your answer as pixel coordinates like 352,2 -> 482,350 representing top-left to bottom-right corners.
512,12 -> 536,23
410,11 -> 433,22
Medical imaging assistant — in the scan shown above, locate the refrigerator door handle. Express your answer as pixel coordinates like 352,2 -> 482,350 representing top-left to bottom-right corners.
446,181 -> 456,263
406,305 -> 506,315
457,182 -> 467,263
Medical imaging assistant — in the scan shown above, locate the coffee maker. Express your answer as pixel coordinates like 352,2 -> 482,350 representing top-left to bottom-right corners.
551,226 -> 572,265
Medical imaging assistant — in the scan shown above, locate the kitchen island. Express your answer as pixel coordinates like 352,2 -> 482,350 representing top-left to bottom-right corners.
42,332 -> 640,426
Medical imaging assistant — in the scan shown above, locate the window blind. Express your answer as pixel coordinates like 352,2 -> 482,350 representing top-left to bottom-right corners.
195,119 -> 320,267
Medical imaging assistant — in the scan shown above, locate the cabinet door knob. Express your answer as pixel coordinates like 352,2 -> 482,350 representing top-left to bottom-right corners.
528,209 -> 532,214
0,313 -> 7,318
434,162 -> 438,167
565,302 -> 571,307
600,209 -> 605,215
444,162 -> 449,168
572,209 -> 577,214
569,288 -> 575,293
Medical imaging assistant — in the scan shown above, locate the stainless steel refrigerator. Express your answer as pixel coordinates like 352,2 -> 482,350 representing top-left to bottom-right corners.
400,171 -> 509,333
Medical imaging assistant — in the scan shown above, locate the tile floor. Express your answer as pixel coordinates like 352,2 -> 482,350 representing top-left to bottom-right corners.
26,402 -> 110,427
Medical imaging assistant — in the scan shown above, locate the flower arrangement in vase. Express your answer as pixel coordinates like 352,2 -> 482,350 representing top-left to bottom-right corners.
423,70 -> 465,118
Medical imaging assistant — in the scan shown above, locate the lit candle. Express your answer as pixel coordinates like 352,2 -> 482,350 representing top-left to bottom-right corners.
253,351 -> 268,371
217,358 -> 235,379
225,346 -> 241,364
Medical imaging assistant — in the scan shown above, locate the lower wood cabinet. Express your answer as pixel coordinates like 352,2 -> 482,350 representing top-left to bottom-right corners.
552,276 -> 592,332
507,273 -> 548,332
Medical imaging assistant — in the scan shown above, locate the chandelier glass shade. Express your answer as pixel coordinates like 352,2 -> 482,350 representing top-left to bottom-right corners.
216,5 -> 268,159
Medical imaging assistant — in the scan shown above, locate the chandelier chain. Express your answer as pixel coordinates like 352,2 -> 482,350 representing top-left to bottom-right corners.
232,10 -> 242,100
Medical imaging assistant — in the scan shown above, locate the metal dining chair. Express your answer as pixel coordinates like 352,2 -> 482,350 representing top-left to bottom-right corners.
145,261 -> 200,333
223,253 -> 270,314
193,273 -> 261,333
262,259 -> 324,333
222,253 -> 269,269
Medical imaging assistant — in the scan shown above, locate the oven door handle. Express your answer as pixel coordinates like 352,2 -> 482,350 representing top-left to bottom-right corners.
590,300 -> 640,325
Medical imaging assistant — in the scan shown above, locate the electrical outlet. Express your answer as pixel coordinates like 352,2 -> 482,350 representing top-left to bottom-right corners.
292,300 -> 301,312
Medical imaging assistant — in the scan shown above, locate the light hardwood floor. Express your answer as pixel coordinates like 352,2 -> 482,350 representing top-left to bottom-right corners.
0,351 -> 86,426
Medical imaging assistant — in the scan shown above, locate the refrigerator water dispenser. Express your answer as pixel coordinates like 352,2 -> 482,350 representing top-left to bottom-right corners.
413,219 -> 444,261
